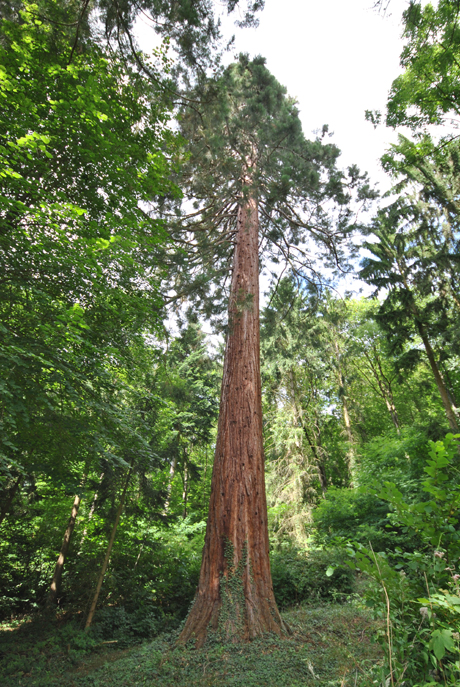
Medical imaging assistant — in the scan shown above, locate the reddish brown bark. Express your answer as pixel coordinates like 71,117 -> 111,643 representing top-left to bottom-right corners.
178,196 -> 286,647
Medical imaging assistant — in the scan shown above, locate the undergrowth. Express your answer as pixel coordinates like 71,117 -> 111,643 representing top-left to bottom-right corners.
0,602 -> 382,686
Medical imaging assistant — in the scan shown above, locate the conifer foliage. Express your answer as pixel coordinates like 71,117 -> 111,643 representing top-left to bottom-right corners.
171,55 -> 375,644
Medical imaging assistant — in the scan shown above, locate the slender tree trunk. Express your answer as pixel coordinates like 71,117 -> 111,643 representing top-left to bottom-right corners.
163,456 -> 177,515
395,259 -> 459,432
80,473 -> 104,549
416,320 -> 459,432
373,349 -> 401,434
134,540 -> 145,570
360,351 -> 401,433
182,447 -> 189,519
178,195 -> 286,647
438,354 -> 458,410
288,368 -> 327,497
0,475 -> 22,528
47,492 -> 82,606
301,423 -> 327,498
380,389 -> 401,434
84,463 -> 133,631
311,409 -> 328,497
333,340 -> 355,480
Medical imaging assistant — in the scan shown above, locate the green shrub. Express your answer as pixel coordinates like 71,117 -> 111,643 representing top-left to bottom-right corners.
312,428 -> 441,556
312,486 -> 419,554
111,518 -> 205,619
344,434 -> 460,686
357,427 -> 434,488
90,603 -> 173,646
270,547 -> 354,608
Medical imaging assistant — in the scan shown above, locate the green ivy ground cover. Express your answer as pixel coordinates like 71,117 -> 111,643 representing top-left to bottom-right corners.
0,603 -> 382,687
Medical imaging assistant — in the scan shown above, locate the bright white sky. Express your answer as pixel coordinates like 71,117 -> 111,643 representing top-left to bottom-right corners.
222,0 -> 410,297
137,0 -> 410,193
219,0 -> 409,193
136,0 -> 410,307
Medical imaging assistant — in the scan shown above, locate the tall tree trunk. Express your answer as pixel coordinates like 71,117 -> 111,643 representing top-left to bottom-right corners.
301,423 -> 327,498
358,351 -> 401,433
288,368 -> 327,497
0,475 -> 22,528
438,352 -> 458,410
178,195 -> 286,647
80,473 -> 104,548
182,446 -> 189,519
163,456 -> 177,515
372,348 -> 401,433
47,492 -> 82,606
416,320 -> 459,432
333,340 -> 355,480
378,382 -> 400,433
84,463 -> 133,631
396,259 -> 459,432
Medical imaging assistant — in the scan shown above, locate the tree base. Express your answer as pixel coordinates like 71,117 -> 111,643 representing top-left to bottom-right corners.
178,544 -> 289,647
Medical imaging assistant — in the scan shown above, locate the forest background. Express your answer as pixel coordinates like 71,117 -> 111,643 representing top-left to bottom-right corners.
1,0 -> 460,685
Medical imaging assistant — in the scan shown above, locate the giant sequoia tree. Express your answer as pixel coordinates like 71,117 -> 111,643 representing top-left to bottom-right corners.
167,55 -> 374,645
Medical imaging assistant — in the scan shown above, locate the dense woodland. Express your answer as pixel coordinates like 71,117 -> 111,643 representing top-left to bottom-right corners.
1,1 -> 460,685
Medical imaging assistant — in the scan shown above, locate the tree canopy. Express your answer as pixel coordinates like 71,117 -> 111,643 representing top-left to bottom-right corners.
1,1 -> 460,685
162,54 -> 375,323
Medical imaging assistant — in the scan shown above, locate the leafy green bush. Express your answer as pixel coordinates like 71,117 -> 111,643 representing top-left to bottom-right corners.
312,428 -> 440,556
344,434 -> 460,686
312,486 -> 409,552
55,621 -> 98,661
108,518 -> 204,618
90,604 -> 171,646
64,517 -> 205,634
357,427 -> 434,488
270,547 -> 354,608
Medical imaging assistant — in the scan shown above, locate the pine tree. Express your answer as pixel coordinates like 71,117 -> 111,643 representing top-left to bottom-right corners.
168,55 -> 374,645
360,199 -> 459,432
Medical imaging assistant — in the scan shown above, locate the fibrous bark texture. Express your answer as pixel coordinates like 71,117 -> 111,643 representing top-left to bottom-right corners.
178,197 -> 286,647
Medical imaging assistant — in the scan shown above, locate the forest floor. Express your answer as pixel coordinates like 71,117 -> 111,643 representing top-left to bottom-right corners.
0,602 -> 383,687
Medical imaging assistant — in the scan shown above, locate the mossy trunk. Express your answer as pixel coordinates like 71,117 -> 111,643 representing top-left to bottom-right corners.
178,195 -> 286,647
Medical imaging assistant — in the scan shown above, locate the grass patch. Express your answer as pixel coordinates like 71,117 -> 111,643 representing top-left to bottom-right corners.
0,603 -> 383,686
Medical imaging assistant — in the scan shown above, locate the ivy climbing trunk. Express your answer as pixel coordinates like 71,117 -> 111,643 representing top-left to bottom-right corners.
178,193 -> 286,646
